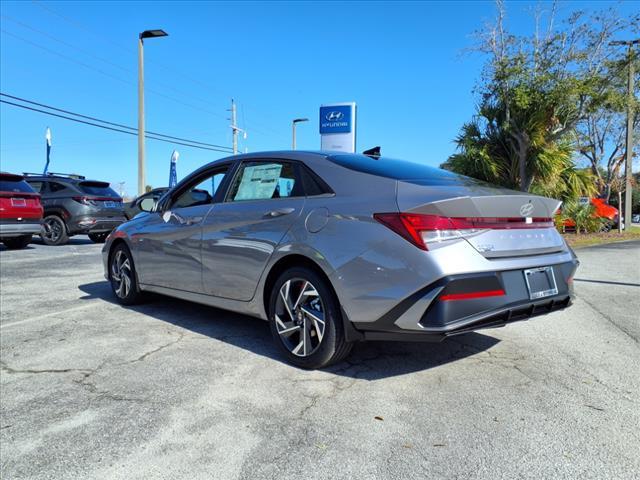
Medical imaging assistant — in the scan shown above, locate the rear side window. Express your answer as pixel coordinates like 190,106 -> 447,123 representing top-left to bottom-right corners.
78,181 -> 119,197
327,154 -> 488,187
48,181 -> 68,193
300,166 -> 333,196
0,179 -> 35,193
227,162 -> 302,202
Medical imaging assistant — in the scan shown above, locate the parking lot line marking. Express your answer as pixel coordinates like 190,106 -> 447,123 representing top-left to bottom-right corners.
0,303 -> 99,330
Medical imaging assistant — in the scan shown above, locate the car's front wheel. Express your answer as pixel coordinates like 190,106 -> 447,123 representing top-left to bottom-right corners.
41,215 -> 68,246
269,267 -> 352,369
88,232 -> 109,243
109,243 -> 143,305
2,235 -> 32,249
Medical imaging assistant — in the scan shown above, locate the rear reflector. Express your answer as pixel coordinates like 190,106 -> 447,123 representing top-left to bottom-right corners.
373,213 -> 554,250
439,289 -> 506,301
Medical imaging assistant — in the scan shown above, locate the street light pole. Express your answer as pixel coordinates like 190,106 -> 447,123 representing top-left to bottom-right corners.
292,118 -> 309,150
611,39 -> 639,230
137,29 -> 168,196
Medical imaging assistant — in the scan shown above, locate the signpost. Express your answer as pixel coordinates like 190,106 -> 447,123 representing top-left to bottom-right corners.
319,102 -> 356,153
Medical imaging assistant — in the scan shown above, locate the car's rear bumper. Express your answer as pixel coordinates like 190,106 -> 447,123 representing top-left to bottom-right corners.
350,259 -> 578,341
0,221 -> 42,238
69,216 -> 126,234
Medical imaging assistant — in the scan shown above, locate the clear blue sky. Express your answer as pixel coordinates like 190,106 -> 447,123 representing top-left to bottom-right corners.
0,1 -> 636,197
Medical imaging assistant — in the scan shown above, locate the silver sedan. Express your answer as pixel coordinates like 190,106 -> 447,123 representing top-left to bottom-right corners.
103,151 -> 578,368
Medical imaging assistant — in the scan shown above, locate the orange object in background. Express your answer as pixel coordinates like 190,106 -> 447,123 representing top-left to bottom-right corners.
561,197 -> 619,229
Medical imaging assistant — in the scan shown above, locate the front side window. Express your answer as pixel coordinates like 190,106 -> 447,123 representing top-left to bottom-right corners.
173,167 -> 229,209
227,162 -> 300,202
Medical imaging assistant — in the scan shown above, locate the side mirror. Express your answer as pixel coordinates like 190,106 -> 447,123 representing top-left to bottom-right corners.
140,197 -> 156,212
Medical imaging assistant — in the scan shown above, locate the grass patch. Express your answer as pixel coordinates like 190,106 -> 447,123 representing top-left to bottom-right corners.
562,226 -> 640,249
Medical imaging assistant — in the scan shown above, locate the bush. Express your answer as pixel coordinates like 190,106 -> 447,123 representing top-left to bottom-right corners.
558,201 -> 604,234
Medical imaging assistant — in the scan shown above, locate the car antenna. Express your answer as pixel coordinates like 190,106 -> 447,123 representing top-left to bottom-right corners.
363,146 -> 381,159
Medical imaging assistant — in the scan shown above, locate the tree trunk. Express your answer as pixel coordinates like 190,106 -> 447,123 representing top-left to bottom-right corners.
517,132 -> 530,191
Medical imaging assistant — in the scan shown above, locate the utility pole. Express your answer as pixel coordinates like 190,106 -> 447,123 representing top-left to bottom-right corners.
230,99 -> 238,154
228,99 -> 246,155
611,39 -> 639,230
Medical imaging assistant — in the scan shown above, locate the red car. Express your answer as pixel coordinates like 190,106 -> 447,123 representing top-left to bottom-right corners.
562,197 -> 619,231
0,172 -> 44,249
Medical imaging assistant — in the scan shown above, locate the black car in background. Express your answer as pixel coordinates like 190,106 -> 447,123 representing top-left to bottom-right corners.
24,172 -> 126,245
123,187 -> 169,220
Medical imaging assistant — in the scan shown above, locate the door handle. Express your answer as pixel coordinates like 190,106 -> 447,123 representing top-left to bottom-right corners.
163,211 -> 202,225
267,207 -> 295,217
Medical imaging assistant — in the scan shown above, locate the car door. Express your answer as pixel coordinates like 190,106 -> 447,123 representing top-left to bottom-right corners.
200,159 -> 306,301
133,164 -> 230,293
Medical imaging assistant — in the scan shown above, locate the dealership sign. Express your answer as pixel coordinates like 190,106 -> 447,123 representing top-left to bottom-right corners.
320,102 -> 356,153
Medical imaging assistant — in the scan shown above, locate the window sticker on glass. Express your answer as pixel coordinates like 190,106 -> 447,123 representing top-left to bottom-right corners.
234,164 -> 283,200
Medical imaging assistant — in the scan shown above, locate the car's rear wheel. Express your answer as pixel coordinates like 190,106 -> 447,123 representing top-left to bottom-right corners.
41,215 -> 68,246
109,243 -> 143,305
88,232 -> 109,243
269,267 -> 352,369
2,235 -> 32,249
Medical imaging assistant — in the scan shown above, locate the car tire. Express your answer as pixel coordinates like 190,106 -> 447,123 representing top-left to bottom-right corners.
41,215 -> 69,246
108,243 -> 144,305
2,235 -> 32,249
88,232 -> 109,243
269,267 -> 352,369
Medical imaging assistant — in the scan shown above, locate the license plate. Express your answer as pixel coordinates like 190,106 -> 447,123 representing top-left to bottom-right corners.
11,198 -> 26,207
524,266 -> 558,300
104,201 -> 116,208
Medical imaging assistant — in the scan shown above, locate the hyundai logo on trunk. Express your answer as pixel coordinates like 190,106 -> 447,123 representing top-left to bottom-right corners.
519,203 -> 534,217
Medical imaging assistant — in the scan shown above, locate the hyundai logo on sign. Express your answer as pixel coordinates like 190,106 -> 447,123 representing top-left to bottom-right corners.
325,111 -> 344,122
320,105 -> 352,134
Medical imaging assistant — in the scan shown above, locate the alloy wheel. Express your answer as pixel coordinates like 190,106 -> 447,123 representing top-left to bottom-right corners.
274,278 -> 326,357
42,217 -> 63,243
111,250 -> 132,299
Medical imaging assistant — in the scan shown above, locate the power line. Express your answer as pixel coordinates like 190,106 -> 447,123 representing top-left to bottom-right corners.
0,93 -> 232,149
28,0 -> 291,141
0,99 -> 234,153
0,28 -> 230,122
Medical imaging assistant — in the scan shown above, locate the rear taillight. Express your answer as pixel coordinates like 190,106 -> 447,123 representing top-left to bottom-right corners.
72,196 -> 97,206
373,213 -> 554,250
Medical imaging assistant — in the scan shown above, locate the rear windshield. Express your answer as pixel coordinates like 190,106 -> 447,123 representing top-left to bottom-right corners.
327,154 -> 488,187
78,181 -> 119,198
0,179 -> 35,193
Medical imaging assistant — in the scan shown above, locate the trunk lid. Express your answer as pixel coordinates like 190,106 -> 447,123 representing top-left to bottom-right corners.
396,180 -> 565,258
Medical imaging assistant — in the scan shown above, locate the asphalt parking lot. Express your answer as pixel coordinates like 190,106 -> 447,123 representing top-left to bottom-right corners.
1,239 -> 639,480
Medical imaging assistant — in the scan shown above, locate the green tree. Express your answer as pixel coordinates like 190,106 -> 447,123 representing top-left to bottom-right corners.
443,1 -> 636,201
576,46 -> 640,201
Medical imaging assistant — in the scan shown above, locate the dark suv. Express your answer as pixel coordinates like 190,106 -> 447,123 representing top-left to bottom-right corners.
24,172 -> 126,245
